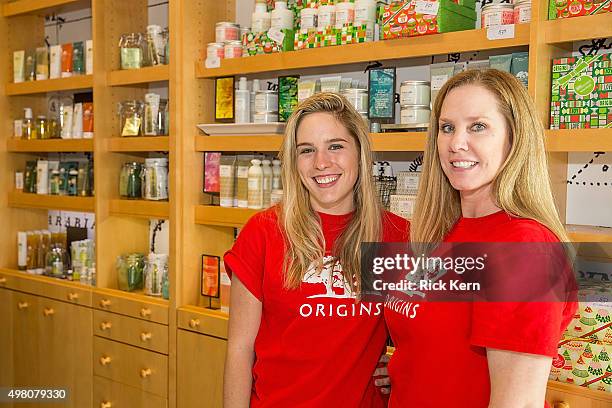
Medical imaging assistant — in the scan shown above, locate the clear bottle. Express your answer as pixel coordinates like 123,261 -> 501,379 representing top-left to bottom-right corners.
252,0 -> 271,33
261,159 -> 272,208
271,1 -> 294,30
248,159 -> 263,209
272,159 -> 282,190
36,116 -> 49,139
23,108 -> 36,140
235,77 -> 250,124
250,79 -> 260,121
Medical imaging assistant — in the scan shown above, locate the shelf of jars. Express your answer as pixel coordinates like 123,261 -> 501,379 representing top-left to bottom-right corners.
196,24 -> 531,79
5,74 -> 93,96
544,13 -> 612,44
7,138 -> 94,152
107,136 -> 170,152
194,132 -> 429,152
194,205 -> 259,228
566,225 -> 612,243
2,0 -> 82,17
545,129 -> 612,152
8,190 -> 94,211
109,199 -> 169,219
108,65 -> 170,87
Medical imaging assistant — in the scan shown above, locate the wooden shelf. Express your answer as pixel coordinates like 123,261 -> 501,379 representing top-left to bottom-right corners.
2,0 -> 80,17
544,14 -> 612,44
7,138 -> 93,152
194,205 -> 260,228
196,25 -> 530,78
107,136 -> 169,152
545,129 -> 612,152
109,199 -> 169,219
547,380 -> 612,403
108,65 -> 170,86
8,191 -> 94,212
195,132 -> 428,152
5,75 -> 93,96
567,224 -> 612,243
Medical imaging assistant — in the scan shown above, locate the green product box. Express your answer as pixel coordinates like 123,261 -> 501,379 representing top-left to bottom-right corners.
279,76 -> 300,122
243,29 -> 295,56
550,53 -> 612,130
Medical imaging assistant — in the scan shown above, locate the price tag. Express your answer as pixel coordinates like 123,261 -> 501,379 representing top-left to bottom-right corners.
205,56 -> 221,69
415,0 -> 440,15
486,24 -> 515,40
431,74 -> 449,91
267,27 -> 285,44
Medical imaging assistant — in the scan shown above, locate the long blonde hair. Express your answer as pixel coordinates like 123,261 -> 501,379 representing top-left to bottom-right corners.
278,92 -> 382,292
411,69 -> 569,243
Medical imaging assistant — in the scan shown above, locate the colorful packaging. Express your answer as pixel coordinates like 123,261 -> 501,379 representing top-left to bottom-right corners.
204,152 -> 221,193
563,302 -> 612,344
381,0 -> 476,40
550,339 -> 612,392
548,0 -> 611,20
243,28 -> 295,55
279,76 -> 300,121
61,43 -> 73,78
550,54 -> 612,130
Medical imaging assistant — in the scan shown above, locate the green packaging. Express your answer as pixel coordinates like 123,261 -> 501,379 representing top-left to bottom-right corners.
24,161 -> 37,193
72,41 -> 85,75
489,54 -> 512,73
278,75 -> 300,122
511,52 -> 529,88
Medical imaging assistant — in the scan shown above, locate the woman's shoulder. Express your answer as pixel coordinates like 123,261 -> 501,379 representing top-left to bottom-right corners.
243,207 -> 281,233
381,211 -> 410,242
501,215 -> 560,243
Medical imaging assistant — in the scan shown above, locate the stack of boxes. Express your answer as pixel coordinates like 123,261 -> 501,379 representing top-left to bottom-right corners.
550,53 -> 612,130
389,171 -> 420,220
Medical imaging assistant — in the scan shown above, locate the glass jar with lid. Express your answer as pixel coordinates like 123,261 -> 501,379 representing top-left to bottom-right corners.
116,253 -> 145,292
142,158 -> 169,201
119,162 -> 143,199
144,253 -> 168,297
119,33 -> 145,69
118,100 -> 144,137
157,99 -> 169,136
45,243 -> 67,278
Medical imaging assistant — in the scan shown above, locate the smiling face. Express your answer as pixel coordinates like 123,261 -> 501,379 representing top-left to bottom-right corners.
437,84 -> 511,202
296,112 -> 359,215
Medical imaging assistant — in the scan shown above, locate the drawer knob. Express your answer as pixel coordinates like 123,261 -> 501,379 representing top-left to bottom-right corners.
99,356 -> 112,366
140,368 -> 152,378
67,292 -> 79,301
553,403 -> 569,408
100,321 -> 112,331
189,318 -> 200,329
140,332 -> 152,342
100,402 -> 112,408
100,299 -> 111,308
43,307 -> 55,316
0,277 -> 6,284
140,307 -> 152,317
17,301 -> 29,310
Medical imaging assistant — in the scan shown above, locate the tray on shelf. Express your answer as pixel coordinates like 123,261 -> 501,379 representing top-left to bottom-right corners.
197,123 -> 286,136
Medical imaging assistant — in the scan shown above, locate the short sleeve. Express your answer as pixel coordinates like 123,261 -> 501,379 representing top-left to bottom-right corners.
223,213 -> 272,302
382,211 -> 410,242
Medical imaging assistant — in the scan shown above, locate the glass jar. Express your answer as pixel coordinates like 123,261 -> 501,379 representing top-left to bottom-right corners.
116,253 -> 144,292
119,33 -> 144,69
157,99 -> 169,136
162,27 -> 169,64
36,116 -> 49,139
118,100 -> 144,137
145,25 -> 164,66
45,243 -> 67,278
119,162 -> 143,199
142,158 -> 168,201
144,253 -> 168,297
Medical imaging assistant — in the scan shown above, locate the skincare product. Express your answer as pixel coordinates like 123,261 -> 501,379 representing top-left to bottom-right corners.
13,50 -> 25,83
61,43 -> 73,78
35,47 -> 49,80
49,45 -> 62,79
248,159 -> 264,209
235,77 -> 250,124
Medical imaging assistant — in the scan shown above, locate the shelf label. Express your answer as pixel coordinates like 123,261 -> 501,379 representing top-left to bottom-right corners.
415,0 -> 440,15
205,57 -> 221,69
486,24 -> 515,41
267,27 -> 285,45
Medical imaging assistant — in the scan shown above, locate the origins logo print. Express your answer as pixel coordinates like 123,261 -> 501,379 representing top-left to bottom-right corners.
303,256 -> 356,299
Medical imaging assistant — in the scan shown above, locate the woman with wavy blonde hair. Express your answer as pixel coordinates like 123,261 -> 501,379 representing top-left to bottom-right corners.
224,92 -> 408,407
385,69 -> 576,407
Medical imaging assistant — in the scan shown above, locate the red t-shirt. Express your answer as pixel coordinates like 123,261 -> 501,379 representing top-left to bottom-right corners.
385,210 -> 577,408
224,208 -> 409,408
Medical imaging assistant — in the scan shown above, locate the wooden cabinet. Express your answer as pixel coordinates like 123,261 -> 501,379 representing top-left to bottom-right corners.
177,329 -> 227,408
94,309 -> 169,354
11,291 -> 41,397
94,375 -> 168,408
0,288 -> 14,408
546,381 -> 612,408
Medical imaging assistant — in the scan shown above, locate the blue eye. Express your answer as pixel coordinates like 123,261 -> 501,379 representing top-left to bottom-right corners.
472,123 -> 486,132
440,124 -> 454,134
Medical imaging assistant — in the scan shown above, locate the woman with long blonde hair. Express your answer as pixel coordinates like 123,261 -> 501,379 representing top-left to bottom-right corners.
384,69 -> 576,407
223,92 -> 408,407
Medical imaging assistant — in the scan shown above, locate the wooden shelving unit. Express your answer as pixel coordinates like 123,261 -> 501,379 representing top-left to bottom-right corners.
107,136 -> 170,152
196,24 -> 531,78
566,224 -> 612,243
109,199 -> 170,219
8,191 -> 95,212
194,205 -> 260,228
108,65 -> 170,86
5,75 -> 93,95
7,138 -> 94,152
545,128 -> 612,152
544,13 -> 612,44
2,0 -> 81,16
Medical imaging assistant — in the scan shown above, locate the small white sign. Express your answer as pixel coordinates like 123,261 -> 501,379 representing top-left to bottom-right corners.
205,57 -> 221,69
431,74 -> 449,91
415,0 -> 440,15
267,27 -> 285,44
486,24 -> 515,40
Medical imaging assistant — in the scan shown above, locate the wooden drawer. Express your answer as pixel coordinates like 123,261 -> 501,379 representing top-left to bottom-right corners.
94,310 -> 168,354
177,306 -> 228,339
546,381 -> 612,408
94,376 -> 167,408
0,269 -> 91,306
0,269 -> 41,295
93,289 -> 168,325
94,337 -> 168,397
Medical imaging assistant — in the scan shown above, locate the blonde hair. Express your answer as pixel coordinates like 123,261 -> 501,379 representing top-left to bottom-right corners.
278,92 -> 382,292
411,69 -> 569,243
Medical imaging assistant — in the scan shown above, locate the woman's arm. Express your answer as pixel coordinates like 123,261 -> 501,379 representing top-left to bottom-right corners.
487,348 -> 552,408
223,276 -> 262,408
